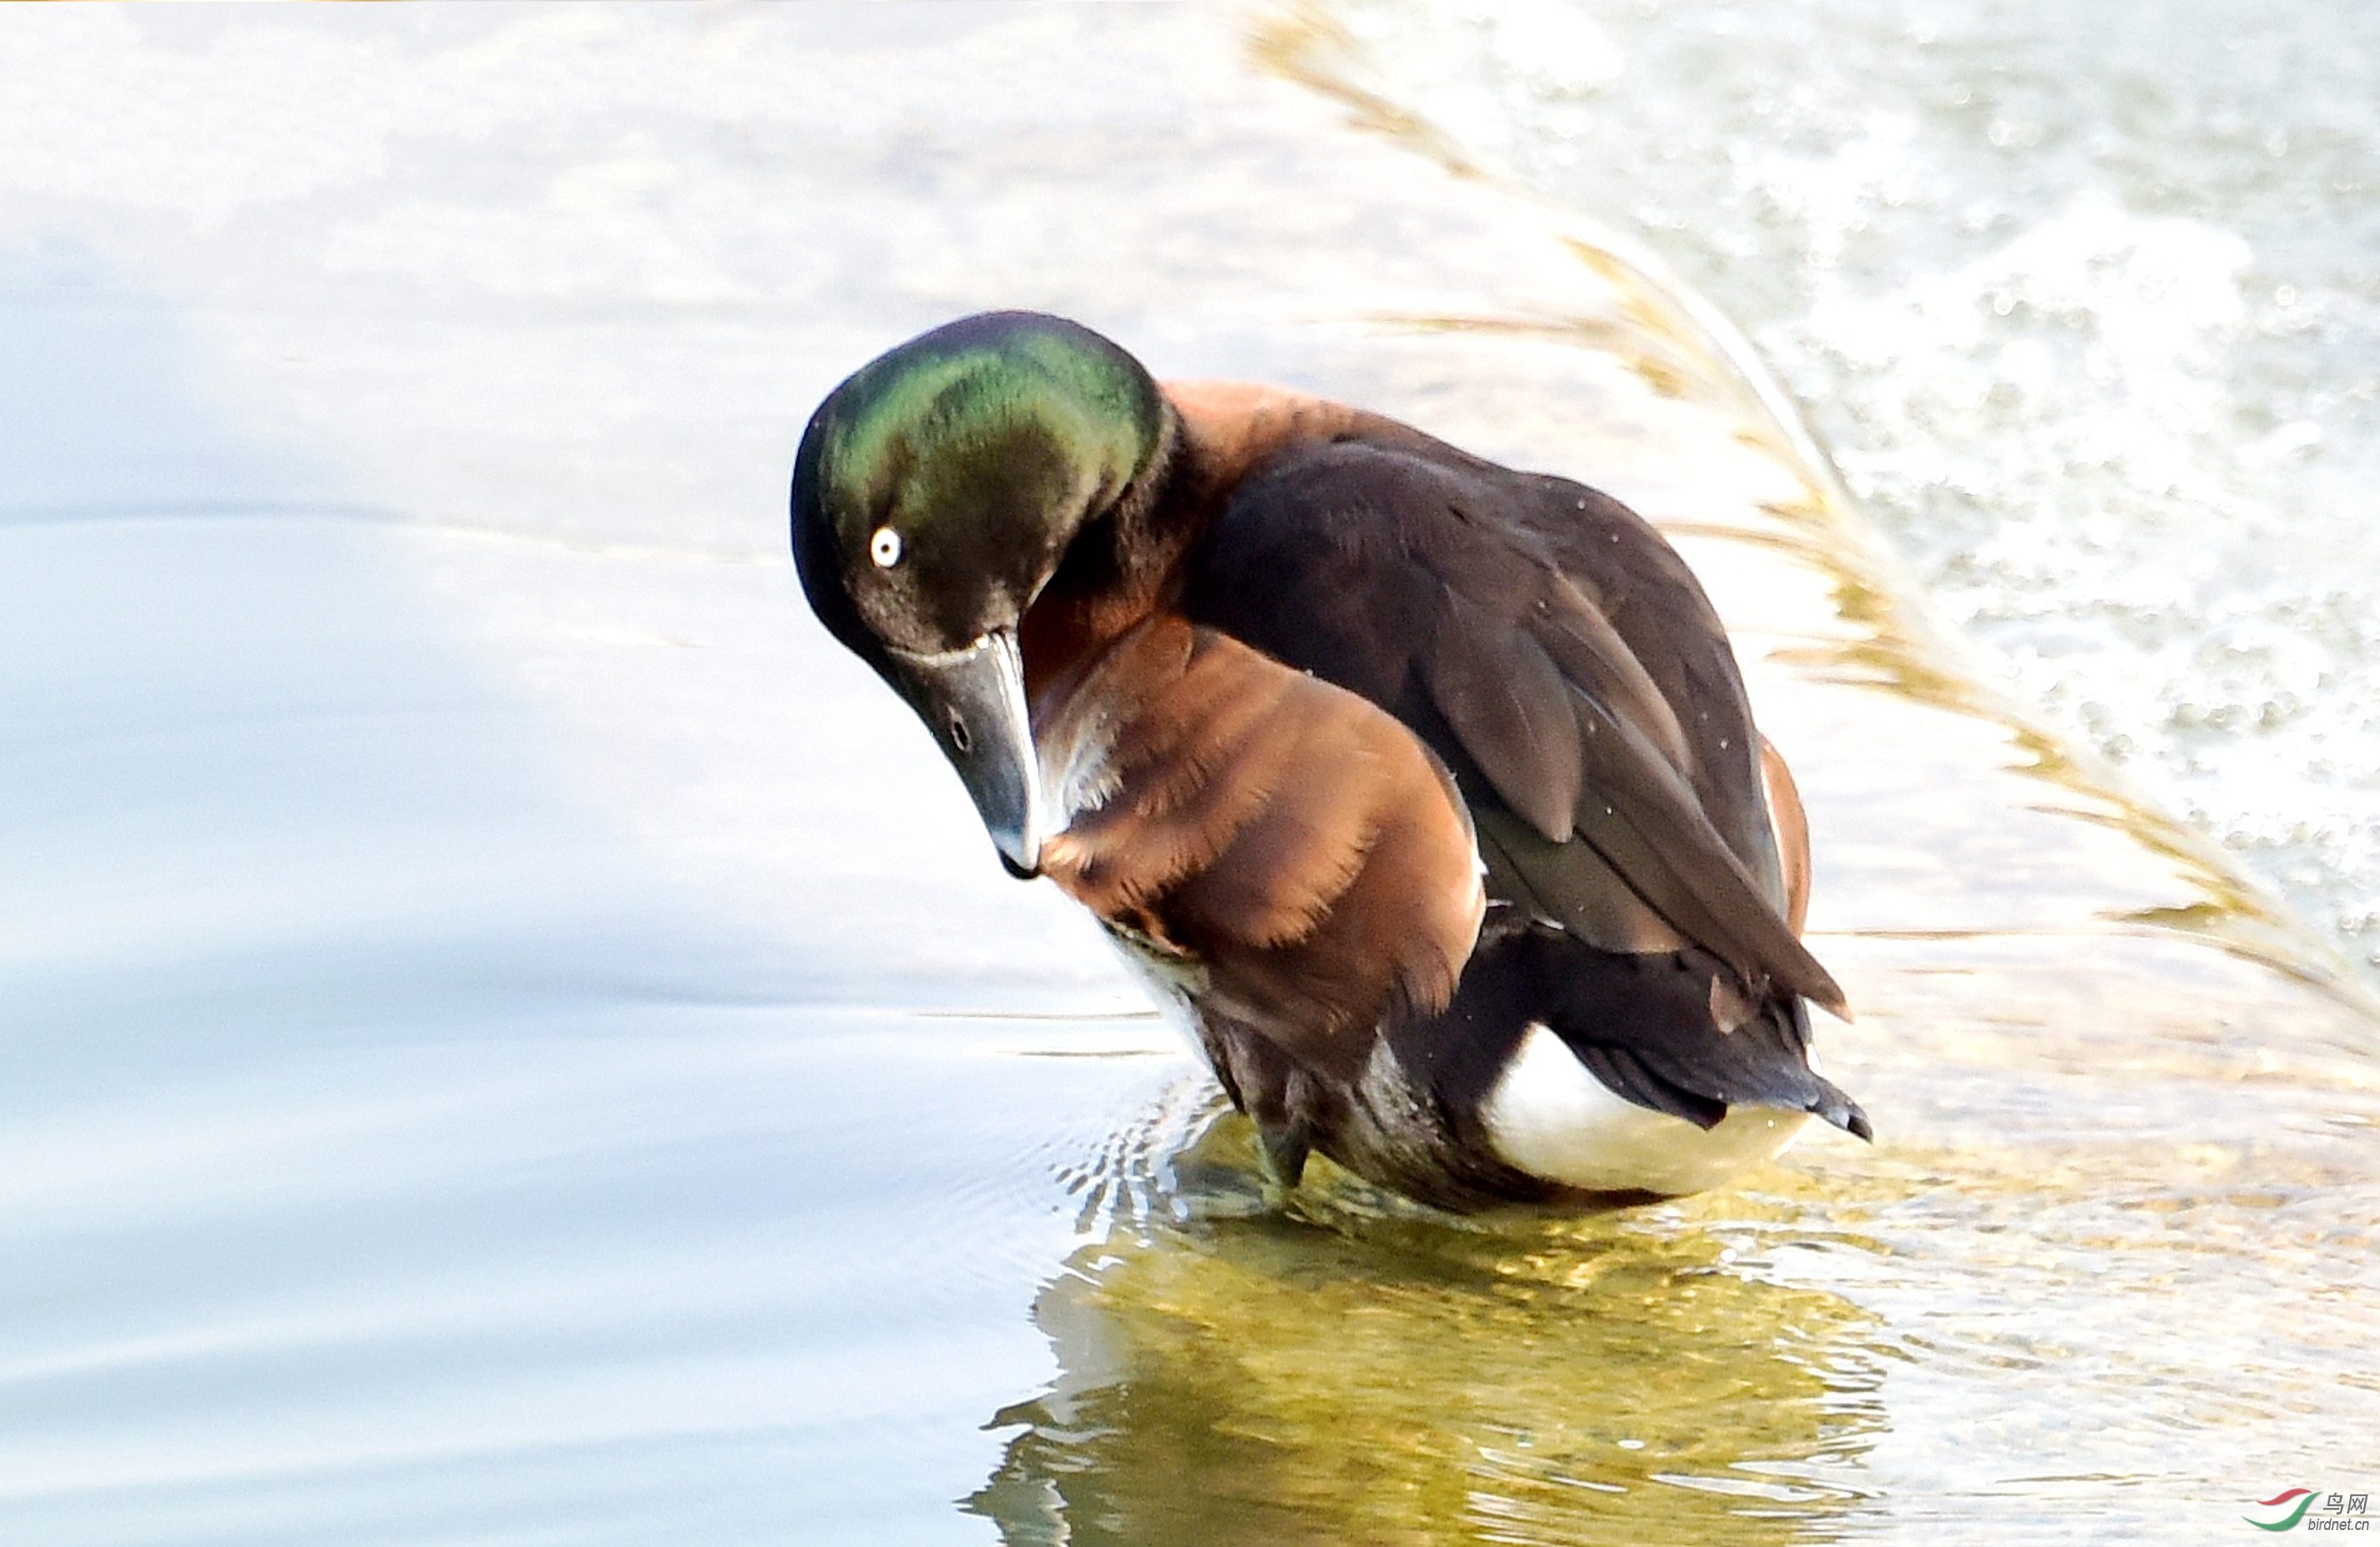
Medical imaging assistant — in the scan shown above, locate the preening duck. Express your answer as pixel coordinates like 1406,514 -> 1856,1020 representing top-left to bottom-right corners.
792,310 -> 1869,1212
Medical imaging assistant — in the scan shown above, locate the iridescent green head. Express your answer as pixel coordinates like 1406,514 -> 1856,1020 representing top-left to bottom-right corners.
793,310 -> 1165,659
791,311 -> 1167,875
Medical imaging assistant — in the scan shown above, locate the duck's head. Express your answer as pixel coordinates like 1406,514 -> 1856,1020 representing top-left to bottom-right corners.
791,311 -> 1167,878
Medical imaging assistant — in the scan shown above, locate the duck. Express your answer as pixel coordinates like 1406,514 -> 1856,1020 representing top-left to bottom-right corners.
792,310 -> 1869,1213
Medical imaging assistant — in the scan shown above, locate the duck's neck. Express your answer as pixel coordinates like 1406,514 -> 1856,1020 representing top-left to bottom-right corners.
1020,381 -> 1374,702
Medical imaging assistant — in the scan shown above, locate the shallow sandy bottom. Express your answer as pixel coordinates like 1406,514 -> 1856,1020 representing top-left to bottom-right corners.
0,7 -> 2373,1544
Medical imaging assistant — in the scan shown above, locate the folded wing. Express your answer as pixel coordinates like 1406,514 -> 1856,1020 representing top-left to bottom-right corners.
1180,433 -> 1846,1019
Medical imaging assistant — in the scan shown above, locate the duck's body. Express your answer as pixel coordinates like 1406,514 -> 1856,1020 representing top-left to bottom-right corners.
793,314 -> 1867,1212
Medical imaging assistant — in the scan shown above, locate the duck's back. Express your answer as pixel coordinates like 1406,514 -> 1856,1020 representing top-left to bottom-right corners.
1174,406 -> 1830,998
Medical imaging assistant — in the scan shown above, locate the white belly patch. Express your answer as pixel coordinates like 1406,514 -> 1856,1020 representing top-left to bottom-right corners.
1479,1023 -> 1810,1197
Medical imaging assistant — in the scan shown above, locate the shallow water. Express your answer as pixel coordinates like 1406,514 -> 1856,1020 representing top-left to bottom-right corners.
1,6 -> 2376,1544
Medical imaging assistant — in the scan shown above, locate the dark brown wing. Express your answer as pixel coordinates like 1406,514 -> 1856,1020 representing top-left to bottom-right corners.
1032,614 -> 1487,1079
1178,432 -> 1846,1019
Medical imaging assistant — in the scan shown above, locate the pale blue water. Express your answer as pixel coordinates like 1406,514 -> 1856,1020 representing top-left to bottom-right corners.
0,239 -> 1137,1541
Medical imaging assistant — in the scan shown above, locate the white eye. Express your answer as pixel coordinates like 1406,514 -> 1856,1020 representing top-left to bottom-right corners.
869,526 -> 903,568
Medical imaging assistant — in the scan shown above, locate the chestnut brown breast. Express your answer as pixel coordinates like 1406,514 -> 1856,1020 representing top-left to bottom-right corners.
1032,613 -> 1486,1079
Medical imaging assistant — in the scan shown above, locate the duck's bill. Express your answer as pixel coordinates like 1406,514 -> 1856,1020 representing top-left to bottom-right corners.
887,628 -> 1045,878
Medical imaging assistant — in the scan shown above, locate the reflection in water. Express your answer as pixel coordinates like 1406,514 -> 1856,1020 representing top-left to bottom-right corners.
972,1089 -> 1887,1547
